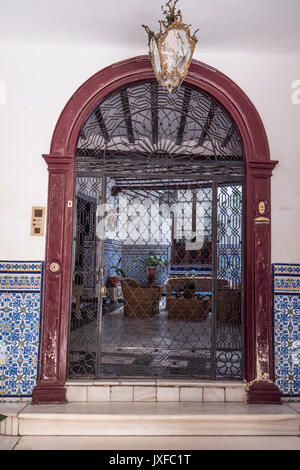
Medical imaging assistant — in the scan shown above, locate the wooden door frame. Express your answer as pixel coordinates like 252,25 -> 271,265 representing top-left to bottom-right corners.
32,56 -> 280,404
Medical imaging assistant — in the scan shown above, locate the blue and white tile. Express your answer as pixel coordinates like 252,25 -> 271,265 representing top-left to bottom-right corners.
0,261 -> 43,400
273,264 -> 300,396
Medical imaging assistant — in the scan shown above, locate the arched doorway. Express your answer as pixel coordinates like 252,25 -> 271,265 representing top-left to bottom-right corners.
32,56 -> 280,404
68,79 -> 244,381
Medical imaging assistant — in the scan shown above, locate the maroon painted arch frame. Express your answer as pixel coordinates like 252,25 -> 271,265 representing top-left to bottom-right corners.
32,56 -> 280,404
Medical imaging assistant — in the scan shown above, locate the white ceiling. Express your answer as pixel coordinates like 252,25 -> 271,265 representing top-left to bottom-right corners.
0,0 -> 299,53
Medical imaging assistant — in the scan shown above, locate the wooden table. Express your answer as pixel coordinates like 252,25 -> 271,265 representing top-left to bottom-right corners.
167,296 -> 210,320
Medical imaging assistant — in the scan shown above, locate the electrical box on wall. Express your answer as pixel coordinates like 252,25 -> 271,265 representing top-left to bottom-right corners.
31,207 -> 45,236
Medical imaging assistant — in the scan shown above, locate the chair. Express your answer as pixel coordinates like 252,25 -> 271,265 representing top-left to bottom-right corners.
72,283 -> 84,319
120,278 -> 162,317
216,288 -> 241,323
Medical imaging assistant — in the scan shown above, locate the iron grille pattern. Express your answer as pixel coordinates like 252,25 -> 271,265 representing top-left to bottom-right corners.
67,80 -> 244,380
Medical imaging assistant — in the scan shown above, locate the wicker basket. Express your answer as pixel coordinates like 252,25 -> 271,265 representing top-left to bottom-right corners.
167,296 -> 210,320
121,279 -> 162,317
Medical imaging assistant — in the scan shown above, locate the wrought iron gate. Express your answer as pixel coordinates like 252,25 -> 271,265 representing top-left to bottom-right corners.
67,80 -> 244,380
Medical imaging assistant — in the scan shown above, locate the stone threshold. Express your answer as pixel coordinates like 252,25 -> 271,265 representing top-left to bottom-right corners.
1,402 -> 299,437
65,379 -> 247,403
9,435 -> 300,451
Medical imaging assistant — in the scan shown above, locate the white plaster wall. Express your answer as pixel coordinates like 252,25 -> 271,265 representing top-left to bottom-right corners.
0,40 -> 299,263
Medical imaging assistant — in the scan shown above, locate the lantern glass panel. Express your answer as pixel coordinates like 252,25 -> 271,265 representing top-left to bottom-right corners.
150,36 -> 162,75
161,28 -> 192,75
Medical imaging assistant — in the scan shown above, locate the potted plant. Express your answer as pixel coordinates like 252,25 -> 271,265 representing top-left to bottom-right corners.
184,282 -> 196,298
144,252 -> 169,285
108,259 -> 126,287
186,270 -> 197,278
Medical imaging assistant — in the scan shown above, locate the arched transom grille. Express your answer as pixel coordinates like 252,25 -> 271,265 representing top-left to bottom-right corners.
76,80 -> 244,179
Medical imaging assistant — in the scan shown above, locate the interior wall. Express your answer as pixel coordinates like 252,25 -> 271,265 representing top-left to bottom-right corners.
0,40 -> 299,263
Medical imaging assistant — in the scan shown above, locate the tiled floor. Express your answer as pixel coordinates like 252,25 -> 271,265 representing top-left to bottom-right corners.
68,306 -> 242,379
1,435 -> 299,450
287,402 -> 300,413
0,436 -> 20,450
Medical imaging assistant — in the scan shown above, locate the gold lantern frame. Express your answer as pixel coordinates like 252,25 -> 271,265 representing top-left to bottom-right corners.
143,0 -> 198,93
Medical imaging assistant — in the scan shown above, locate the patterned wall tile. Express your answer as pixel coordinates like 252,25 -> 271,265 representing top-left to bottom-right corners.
273,264 -> 300,396
0,261 -> 43,401
104,239 -> 123,283
120,244 -> 171,285
1,260 -> 298,399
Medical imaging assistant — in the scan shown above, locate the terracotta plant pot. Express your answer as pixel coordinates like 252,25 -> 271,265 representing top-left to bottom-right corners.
146,266 -> 157,285
108,276 -> 120,287
183,289 -> 194,299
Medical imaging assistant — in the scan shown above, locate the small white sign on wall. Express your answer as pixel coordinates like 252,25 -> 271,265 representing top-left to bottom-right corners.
0,80 -> 6,105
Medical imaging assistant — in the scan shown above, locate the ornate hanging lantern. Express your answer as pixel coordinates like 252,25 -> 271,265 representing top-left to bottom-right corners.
142,0 -> 198,93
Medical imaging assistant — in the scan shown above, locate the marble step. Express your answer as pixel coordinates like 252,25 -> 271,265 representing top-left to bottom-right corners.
65,380 -> 247,403
16,402 -> 300,437
0,403 -> 27,437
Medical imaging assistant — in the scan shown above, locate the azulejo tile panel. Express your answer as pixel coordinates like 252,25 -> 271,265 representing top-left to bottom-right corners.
0,261 -> 43,401
273,264 -> 300,396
